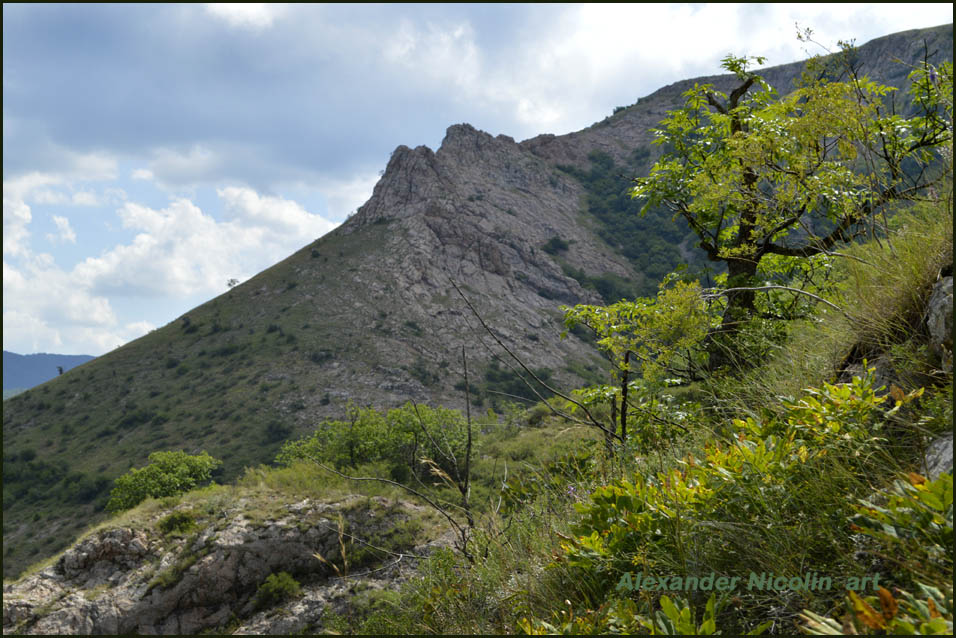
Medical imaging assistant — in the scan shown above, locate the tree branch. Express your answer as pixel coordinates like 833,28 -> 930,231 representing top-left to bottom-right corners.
704,285 -> 851,320
449,277 -> 623,443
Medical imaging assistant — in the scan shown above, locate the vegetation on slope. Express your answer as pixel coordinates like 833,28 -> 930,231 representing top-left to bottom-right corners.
326,187 -> 952,637
558,149 -> 709,299
308,49 -> 954,635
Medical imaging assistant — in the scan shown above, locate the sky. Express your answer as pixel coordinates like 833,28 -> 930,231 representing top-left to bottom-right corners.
3,3 -> 952,356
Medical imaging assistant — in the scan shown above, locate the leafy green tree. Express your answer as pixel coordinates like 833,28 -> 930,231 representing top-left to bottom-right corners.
563,280 -> 710,449
276,402 -> 471,483
105,450 -> 222,512
632,51 -> 953,369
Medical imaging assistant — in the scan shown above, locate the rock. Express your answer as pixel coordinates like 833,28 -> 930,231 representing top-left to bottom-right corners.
2,496 -> 445,635
924,431 -> 954,481
924,275 -> 953,373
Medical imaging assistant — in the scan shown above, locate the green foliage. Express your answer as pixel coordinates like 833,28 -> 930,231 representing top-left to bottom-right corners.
560,263 -> 640,305
633,51 -> 953,367
802,583 -> 953,635
500,448 -> 594,514
851,472 -> 953,584
157,510 -> 197,536
542,236 -> 570,255
558,151 -> 703,292
563,280 -> 710,386
254,571 -> 302,610
518,594 -> 746,635
481,360 -> 554,405
801,473 -> 953,635
105,451 -> 222,512
555,368 -> 918,633
276,403 -> 472,483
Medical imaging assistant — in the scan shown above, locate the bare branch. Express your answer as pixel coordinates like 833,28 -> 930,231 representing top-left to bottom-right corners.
449,277 -> 623,443
303,454 -> 474,562
704,285 -> 851,320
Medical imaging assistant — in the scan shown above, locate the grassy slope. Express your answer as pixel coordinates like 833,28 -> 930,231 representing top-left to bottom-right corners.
4,195 -> 950,635
4,22 -> 950,586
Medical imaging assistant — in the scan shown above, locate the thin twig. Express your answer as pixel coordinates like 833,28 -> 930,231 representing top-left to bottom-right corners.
303,455 -> 474,562
704,285 -> 852,320
449,277 -> 622,442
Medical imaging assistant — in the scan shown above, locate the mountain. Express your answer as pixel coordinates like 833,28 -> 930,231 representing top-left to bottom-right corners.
2,23 -> 952,580
3,351 -> 96,396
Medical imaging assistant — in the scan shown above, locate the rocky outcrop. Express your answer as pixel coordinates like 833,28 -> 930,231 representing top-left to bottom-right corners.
925,275 -> 953,374
924,431 -> 954,481
2,496 -> 446,635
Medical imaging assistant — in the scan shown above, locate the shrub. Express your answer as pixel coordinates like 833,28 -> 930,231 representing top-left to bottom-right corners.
254,571 -> 301,610
801,472 -> 953,635
276,403 -> 473,482
106,450 -> 222,512
555,369 -> 921,633
542,236 -> 569,255
157,510 -> 197,535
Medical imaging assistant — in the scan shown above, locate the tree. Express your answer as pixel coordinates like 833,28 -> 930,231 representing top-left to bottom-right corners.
563,279 -> 710,451
632,50 -> 953,369
106,450 -> 222,512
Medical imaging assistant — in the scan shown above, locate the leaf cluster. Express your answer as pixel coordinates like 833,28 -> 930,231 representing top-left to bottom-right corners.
552,368 -> 919,633
276,403 -> 472,484
105,450 -> 221,512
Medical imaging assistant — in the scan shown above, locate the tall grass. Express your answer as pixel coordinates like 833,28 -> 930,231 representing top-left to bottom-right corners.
716,194 -> 953,418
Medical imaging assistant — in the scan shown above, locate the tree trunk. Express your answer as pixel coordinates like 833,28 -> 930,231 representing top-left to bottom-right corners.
708,257 -> 759,371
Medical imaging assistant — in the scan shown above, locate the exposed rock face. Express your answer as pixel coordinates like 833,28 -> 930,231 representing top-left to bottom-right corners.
925,275 -> 953,374
2,496 -> 445,635
924,431 -> 954,481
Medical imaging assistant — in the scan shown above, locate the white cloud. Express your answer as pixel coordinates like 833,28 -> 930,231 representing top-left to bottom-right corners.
131,168 -> 154,180
70,189 -> 336,300
33,189 -> 70,205
71,191 -> 99,206
47,215 -> 77,244
4,168 -> 337,353
3,255 -> 122,354
147,146 -> 222,187
382,20 -> 482,99
218,186 -> 338,237
205,3 -> 284,29
3,193 -> 34,257
311,173 -> 380,219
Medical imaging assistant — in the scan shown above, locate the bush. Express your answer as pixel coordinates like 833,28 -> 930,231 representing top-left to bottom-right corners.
157,510 -> 197,535
276,403 -> 472,482
542,236 -> 569,255
254,571 -> 301,610
801,471 -> 953,635
556,369 -> 921,633
106,450 -> 222,512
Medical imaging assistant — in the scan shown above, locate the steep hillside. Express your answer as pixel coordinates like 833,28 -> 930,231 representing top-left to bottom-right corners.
2,23 -> 951,580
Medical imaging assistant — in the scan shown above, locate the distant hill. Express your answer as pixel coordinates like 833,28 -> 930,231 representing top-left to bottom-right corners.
2,351 -> 95,393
